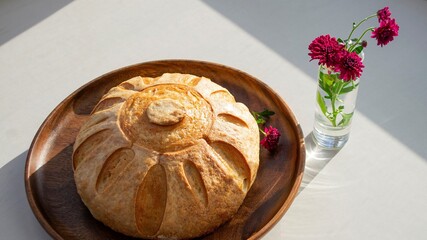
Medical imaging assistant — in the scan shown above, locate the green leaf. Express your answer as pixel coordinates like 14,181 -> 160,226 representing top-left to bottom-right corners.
319,70 -> 325,84
322,71 -> 335,87
337,38 -> 344,43
332,80 -> 343,94
318,78 -> 329,94
316,91 -> 328,115
259,109 -> 275,117
252,111 -> 260,120
252,109 -> 275,125
340,83 -> 359,95
256,118 -> 266,125
353,45 -> 363,54
318,81 -> 327,94
318,71 -> 335,97
338,112 -> 353,127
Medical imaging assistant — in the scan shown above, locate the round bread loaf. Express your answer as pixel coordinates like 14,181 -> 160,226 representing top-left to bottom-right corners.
72,73 -> 260,239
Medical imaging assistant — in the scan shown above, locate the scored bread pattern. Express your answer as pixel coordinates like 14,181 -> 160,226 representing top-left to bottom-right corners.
72,73 -> 259,239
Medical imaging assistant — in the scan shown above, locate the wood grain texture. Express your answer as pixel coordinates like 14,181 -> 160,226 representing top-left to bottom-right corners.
25,60 -> 305,240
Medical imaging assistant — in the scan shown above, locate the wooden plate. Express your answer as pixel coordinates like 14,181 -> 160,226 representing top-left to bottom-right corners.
25,60 -> 305,240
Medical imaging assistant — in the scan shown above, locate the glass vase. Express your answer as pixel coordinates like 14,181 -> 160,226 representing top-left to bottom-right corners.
312,65 -> 360,149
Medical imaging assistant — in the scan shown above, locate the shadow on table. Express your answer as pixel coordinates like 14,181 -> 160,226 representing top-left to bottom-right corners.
298,132 -> 339,194
0,150 -> 50,239
0,0 -> 72,45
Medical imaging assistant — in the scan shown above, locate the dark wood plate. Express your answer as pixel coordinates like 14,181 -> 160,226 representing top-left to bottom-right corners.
25,60 -> 305,240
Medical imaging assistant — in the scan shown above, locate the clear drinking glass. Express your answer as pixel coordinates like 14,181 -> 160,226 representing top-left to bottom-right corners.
312,65 -> 360,149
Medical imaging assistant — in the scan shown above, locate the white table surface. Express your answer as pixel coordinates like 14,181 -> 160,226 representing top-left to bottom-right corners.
1,0 -> 427,239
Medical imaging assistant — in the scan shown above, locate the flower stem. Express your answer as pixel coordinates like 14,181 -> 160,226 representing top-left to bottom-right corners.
327,79 -> 349,127
331,94 -> 338,127
346,14 -> 377,48
348,27 -> 375,52
318,67 -> 358,128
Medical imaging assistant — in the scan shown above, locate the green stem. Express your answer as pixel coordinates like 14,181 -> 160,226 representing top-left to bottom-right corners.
345,14 -> 377,48
318,68 -> 357,128
329,80 -> 346,127
331,94 -> 337,127
348,27 -> 375,52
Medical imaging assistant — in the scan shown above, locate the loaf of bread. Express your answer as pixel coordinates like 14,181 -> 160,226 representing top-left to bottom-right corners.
73,73 -> 260,239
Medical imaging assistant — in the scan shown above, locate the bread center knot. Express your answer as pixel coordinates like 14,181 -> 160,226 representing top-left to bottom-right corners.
146,99 -> 185,126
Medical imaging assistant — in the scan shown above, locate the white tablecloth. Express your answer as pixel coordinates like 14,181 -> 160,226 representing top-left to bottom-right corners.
1,0 -> 427,239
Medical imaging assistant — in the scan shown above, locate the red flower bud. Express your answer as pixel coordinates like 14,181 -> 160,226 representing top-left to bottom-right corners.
361,40 -> 368,48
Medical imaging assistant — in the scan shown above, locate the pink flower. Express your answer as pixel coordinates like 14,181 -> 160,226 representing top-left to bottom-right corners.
335,51 -> 364,81
260,126 -> 281,152
371,18 -> 399,47
308,34 -> 345,68
377,6 -> 391,22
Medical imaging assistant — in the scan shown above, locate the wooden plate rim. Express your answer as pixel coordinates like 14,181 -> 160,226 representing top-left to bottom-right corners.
24,59 -> 305,240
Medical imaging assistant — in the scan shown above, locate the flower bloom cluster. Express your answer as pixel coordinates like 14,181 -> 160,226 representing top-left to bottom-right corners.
308,6 -> 399,81
371,18 -> 399,47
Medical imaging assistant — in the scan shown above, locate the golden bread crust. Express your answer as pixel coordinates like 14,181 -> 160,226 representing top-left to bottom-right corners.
73,73 -> 260,239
